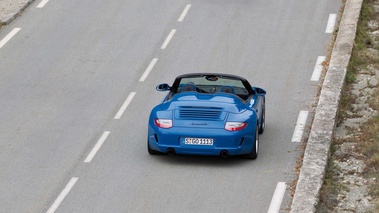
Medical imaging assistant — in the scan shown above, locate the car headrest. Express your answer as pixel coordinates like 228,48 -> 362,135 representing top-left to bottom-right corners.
182,84 -> 196,92
221,85 -> 234,94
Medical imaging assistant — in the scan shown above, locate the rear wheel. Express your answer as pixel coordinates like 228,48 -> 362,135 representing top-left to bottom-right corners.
259,105 -> 265,134
243,126 -> 259,159
147,140 -> 160,155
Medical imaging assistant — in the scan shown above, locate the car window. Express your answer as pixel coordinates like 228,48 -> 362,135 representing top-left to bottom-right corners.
176,76 -> 249,100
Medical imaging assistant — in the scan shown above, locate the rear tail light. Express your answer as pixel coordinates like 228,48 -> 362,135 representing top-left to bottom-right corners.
225,122 -> 247,131
154,119 -> 172,128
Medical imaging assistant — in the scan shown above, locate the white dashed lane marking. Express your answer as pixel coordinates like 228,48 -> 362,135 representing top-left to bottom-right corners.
325,13 -> 337,33
114,92 -> 137,119
160,29 -> 176,49
178,4 -> 191,22
84,131 -> 111,163
291,111 -> 309,143
311,56 -> 326,82
139,58 -> 158,82
46,177 -> 78,213
0,28 -> 21,49
267,182 -> 287,213
37,0 -> 50,8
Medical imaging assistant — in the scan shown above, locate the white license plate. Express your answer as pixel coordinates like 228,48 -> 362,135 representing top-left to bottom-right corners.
184,138 -> 213,145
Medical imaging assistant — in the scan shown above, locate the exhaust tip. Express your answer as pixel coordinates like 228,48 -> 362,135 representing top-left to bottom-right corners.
220,150 -> 229,158
166,148 -> 175,156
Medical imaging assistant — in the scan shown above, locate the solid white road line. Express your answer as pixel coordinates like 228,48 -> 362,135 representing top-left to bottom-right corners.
37,0 -> 50,8
0,28 -> 21,49
325,14 -> 337,33
178,4 -> 191,22
84,131 -> 111,163
291,111 -> 309,142
160,29 -> 176,49
46,177 -> 78,213
311,56 -> 326,81
267,182 -> 286,213
139,58 -> 158,82
114,92 -> 136,119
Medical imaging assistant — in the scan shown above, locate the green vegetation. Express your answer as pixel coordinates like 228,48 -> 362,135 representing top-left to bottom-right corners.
362,102 -> 379,209
318,0 -> 379,211
349,0 -> 379,208
318,159 -> 346,212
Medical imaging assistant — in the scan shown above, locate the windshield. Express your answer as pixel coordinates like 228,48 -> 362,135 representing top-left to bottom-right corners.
175,75 -> 250,100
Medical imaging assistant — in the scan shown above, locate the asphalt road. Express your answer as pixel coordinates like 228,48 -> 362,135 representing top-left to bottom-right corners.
0,0 -> 341,212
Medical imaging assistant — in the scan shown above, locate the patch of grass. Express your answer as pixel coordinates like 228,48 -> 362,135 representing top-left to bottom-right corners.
362,114 -> 379,170
338,85 -> 354,120
346,0 -> 377,72
318,158 -> 346,212
355,1 -> 374,48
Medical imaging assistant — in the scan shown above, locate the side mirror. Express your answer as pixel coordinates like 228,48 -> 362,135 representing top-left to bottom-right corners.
253,87 -> 266,95
156,83 -> 171,91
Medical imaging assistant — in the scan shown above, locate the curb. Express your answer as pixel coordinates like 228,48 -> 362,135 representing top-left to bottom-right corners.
0,0 -> 36,26
290,0 -> 363,212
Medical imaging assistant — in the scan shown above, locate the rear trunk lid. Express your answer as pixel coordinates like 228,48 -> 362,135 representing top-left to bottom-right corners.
161,93 -> 247,128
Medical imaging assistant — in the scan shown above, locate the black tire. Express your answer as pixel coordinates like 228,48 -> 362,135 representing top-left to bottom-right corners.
259,105 -> 265,134
243,126 -> 259,159
148,140 -> 160,155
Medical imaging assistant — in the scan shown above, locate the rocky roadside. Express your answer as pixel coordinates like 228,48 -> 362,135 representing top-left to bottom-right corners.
318,0 -> 379,212
0,0 -> 34,26
330,67 -> 378,213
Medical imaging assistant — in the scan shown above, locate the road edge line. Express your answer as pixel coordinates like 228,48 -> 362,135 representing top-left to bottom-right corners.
290,0 -> 364,212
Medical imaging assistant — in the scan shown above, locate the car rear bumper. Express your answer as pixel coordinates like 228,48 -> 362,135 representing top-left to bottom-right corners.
148,126 -> 255,156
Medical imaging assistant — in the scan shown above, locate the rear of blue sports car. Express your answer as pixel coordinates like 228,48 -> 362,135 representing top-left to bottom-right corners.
148,93 -> 258,157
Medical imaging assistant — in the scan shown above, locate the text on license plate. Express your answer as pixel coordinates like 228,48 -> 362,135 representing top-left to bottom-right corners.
184,138 -> 213,145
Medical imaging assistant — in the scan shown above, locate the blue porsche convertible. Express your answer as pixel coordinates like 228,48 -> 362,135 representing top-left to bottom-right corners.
147,73 -> 266,159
